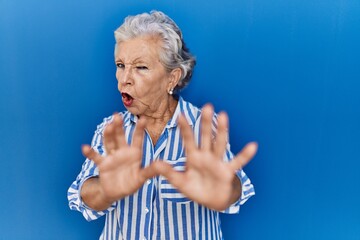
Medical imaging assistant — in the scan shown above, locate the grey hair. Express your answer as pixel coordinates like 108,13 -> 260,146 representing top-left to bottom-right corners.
114,10 -> 196,92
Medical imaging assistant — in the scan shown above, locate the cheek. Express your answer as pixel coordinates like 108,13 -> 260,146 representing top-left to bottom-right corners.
133,74 -> 152,91
115,69 -> 120,81
115,73 -> 120,91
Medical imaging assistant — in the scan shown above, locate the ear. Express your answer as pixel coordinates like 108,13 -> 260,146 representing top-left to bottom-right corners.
167,68 -> 182,91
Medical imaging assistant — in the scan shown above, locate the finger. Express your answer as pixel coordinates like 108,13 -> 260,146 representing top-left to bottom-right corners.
214,112 -> 228,159
139,161 -> 171,181
229,142 -> 258,170
113,114 -> 126,148
82,145 -> 103,165
131,117 -> 146,149
103,121 -> 116,154
150,161 -> 185,189
178,114 -> 196,153
200,104 -> 213,151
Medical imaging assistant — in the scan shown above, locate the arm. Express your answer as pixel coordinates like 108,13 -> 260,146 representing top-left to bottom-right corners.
222,168 -> 255,214
67,116 -> 117,221
229,176 -> 242,205
153,104 -> 257,211
67,160 -> 116,221
80,177 -> 114,211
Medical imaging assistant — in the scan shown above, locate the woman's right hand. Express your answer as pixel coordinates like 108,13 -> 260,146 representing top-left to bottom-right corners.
81,114 -> 157,210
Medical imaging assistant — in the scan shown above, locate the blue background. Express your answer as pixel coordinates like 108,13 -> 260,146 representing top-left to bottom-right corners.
1,0 -> 359,239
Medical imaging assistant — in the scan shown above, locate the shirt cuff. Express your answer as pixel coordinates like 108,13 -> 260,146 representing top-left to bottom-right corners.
69,175 -> 117,221
221,169 -> 255,214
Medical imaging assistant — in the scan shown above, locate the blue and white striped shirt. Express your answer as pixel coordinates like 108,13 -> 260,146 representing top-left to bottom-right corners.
68,97 -> 255,240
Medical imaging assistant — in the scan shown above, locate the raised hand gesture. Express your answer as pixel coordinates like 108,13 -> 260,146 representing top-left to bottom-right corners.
154,104 -> 257,211
81,114 -> 158,208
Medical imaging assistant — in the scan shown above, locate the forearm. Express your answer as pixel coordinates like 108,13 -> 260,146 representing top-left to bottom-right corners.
80,177 -> 114,211
229,175 -> 242,206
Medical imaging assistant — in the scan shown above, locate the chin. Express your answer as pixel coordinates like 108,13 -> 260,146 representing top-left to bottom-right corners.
124,106 -> 142,117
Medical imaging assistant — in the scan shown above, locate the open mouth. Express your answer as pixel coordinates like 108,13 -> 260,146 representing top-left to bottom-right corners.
121,92 -> 134,107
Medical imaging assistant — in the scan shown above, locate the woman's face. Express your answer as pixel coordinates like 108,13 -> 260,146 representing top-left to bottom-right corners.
115,36 -> 176,117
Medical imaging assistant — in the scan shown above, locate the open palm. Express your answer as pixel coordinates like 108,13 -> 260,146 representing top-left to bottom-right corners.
82,114 -> 158,203
154,105 -> 257,211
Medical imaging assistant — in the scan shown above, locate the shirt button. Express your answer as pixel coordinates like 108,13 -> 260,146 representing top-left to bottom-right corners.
145,208 -> 149,213
147,179 -> 151,184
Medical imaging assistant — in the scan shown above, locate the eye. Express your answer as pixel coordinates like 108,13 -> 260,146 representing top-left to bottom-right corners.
136,66 -> 148,70
116,63 -> 125,69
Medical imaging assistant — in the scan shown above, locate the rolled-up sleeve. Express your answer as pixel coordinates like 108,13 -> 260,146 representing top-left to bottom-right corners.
221,142 -> 255,214
67,117 -> 117,221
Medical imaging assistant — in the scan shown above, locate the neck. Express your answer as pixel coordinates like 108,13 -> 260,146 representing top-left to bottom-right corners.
140,96 -> 178,144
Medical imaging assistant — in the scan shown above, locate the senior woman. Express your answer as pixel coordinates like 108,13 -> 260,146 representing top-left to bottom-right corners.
68,10 -> 257,240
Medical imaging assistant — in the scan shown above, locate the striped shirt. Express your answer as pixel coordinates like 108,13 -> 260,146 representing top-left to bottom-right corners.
68,96 -> 255,240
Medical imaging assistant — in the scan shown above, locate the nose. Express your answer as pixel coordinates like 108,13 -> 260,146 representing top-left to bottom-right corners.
117,65 -> 133,86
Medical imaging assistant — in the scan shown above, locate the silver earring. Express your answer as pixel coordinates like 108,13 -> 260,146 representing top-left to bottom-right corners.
169,89 -> 174,95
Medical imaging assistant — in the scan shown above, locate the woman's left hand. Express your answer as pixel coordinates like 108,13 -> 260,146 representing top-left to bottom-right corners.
153,104 -> 257,211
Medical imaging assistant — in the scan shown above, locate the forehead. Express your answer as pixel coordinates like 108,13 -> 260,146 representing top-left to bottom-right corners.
115,36 -> 162,62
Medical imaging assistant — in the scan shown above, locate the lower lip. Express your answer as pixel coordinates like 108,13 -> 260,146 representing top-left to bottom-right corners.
122,97 -> 133,107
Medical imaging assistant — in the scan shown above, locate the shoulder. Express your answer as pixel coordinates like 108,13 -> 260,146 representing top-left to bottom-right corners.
179,97 -> 219,125
94,111 -> 130,133
178,97 -> 202,125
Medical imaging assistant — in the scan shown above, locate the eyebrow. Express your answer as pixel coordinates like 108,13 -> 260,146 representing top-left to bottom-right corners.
115,56 -> 148,64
